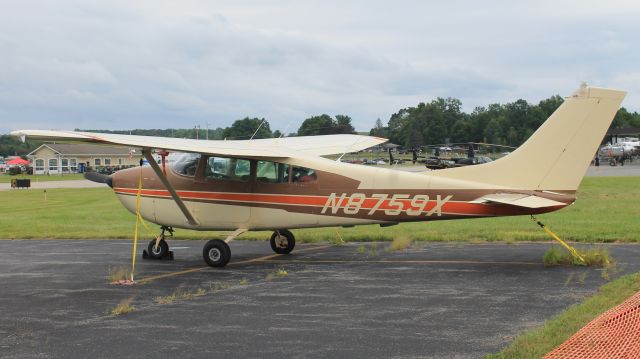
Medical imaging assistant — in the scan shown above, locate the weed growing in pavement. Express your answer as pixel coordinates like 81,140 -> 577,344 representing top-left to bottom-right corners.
577,272 -> 587,284
106,266 -> 130,283
388,235 -> 413,251
154,288 -> 194,305
330,232 -> 345,246
356,245 -> 366,254
266,268 -> 289,281
543,246 -> 613,267
276,268 -> 288,277
367,243 -> 379,257
601,262 -> 621,281
111,297 -> 135,316
564,273 -> 575,286
209,281 -> 233,292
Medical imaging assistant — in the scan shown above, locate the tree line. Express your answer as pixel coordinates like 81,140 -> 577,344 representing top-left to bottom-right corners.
2,98 -> 639,157
371,96 -> 640,148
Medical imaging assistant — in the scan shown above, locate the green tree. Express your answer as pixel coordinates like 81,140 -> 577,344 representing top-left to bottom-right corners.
297,114 -> 355,136
297,114 -> 335,136
335,115 -> 356,134
483,118 -> 504,145
369,118 -> 389,138
612,107 -> 640,128
223,117 -> 272,139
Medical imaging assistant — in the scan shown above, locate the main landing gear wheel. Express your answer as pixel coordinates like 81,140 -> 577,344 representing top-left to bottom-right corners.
147,239 -> 169,259
270,229 -> 295,254
203,239 -> 231,267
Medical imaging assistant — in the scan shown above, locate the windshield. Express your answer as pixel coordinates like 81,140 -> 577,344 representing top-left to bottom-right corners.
172,153 -> 201,176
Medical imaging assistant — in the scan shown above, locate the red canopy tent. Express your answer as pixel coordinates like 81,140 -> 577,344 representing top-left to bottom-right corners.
5,158 -> 30,165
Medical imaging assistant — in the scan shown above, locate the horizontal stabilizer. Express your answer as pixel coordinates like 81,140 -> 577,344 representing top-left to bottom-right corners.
471,193 -> 566,209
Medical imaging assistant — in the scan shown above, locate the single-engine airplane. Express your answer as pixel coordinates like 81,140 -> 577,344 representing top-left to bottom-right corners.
11,84 -> 626,267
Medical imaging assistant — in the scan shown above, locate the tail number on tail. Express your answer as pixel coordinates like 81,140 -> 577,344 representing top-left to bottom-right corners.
320,193 -> 452,216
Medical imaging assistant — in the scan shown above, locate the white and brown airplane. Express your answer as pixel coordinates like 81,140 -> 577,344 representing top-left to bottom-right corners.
11,85 -> 626,267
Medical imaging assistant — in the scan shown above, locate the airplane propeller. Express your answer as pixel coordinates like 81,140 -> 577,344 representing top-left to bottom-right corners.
84,171 -> 113,188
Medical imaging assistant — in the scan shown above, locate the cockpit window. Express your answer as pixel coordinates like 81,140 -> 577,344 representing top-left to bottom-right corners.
173,153 -> 201,177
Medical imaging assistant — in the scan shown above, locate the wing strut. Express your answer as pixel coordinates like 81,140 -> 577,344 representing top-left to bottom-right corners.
142,148 -> 200,226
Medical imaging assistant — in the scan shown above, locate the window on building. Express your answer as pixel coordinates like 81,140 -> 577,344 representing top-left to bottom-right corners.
48,159 -> 58,172
61,159 -> 69,173
256,161 -> 290,183
69,159 -> 77,172
35,159 -> 44,172
104,158 -> 111,166
118,158 -> 124,165
204,157 -> 250,182
173,153 -> 200,177
95,158 -> 101,167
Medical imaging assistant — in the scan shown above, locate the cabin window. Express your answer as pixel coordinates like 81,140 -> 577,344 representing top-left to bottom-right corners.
204,157 -> 250,182
255,161 -> 318,184
173,153 -> 201,177
256,161 -> 290,183
291,166 -> 318,183
35,159 -> 44,172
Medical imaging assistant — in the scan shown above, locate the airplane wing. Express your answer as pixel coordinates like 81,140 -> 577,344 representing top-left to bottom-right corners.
10,130 -> 387,158
470,193 -> 566,209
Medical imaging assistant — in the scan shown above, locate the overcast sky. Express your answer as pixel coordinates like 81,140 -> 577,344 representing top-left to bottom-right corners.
1,0 -> 639,134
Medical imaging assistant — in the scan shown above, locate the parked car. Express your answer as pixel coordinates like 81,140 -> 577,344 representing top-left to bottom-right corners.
452,156 -> 493,166
424,157 -> 455,170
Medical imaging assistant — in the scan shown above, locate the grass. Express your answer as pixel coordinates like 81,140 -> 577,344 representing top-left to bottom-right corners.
111,297 -> 135,316
0,177 -> 638,242
154,288 -> 196,305
0,173 -> 85,183
154,282 -> 239,305
543,246 -> 613,267
485,272 -> 640,358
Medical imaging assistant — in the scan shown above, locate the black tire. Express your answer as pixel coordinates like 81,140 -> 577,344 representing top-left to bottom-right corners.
203,239 -> 231,267
270,230 -> 295,254
147,239 -> 169,259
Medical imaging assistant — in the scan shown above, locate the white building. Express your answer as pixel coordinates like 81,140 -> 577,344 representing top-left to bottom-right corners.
28,144 -> 139,174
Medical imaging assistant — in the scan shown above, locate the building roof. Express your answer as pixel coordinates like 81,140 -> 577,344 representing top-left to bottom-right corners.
29,143 -> 133,156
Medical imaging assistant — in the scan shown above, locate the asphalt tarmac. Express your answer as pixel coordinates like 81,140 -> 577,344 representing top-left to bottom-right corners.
0,240 -> 639,359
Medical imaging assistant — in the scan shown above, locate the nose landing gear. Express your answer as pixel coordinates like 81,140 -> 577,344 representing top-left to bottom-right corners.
143,226 -> 174,260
